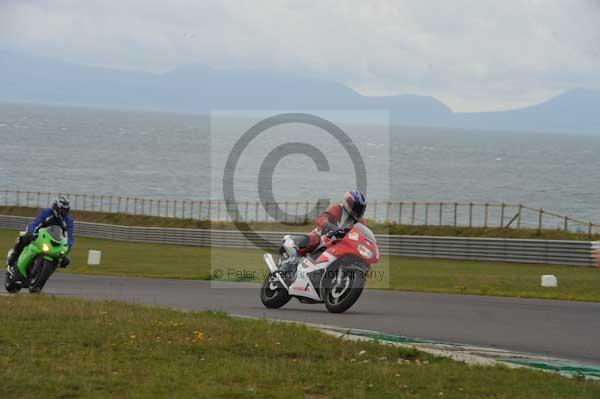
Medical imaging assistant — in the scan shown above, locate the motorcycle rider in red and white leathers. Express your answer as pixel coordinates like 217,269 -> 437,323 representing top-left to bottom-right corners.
279,190 -> 367,281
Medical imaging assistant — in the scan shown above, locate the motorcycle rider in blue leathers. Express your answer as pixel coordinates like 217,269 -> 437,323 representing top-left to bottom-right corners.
7,196 -> 74,271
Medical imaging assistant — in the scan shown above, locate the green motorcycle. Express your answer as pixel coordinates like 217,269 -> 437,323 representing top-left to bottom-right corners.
5,225 -> 69,293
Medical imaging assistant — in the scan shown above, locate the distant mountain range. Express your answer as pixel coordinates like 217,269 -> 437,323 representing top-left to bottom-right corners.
1,49 -> 599,134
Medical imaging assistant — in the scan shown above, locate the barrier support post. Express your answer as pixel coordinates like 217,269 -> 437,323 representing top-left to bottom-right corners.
484,203 -> 489,228
469,202 -> 473,228
398,202 -> 403,225
453,202 -> 458,227
386,202 -> 391,223
373,201 -> 378,223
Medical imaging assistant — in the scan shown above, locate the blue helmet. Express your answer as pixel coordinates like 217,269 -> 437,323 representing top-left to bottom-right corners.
52,196 -> 71,219
342,190 -> 367,220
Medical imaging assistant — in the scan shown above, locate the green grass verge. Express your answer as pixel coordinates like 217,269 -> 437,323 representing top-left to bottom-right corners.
1,295 -> 599,399
2,205 -> 598,240
2,228 -> 599,302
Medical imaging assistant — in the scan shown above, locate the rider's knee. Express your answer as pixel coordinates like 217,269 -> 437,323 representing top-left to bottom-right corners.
281,235 -> 298,258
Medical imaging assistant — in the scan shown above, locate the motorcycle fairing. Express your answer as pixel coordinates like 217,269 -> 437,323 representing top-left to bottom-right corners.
287,253 -> 338,301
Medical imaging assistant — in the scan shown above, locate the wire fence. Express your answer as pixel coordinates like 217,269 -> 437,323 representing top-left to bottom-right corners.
1,190 -> 599,236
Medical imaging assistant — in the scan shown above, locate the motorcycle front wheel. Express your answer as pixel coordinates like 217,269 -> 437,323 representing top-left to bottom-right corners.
260,273 -> 291,309
28,257 -> 56,293
322,264 -> 367,313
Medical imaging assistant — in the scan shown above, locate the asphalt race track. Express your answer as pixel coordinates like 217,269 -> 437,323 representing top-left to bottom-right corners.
39,273 -> 600,364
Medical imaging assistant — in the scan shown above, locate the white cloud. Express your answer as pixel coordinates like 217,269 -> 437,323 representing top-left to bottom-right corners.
1,0 -> 599,111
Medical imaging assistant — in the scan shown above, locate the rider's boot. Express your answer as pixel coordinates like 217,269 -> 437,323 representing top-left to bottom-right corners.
5,257 -> 21,285
278,234 -> 317,285
6,250 -> 18,268
279,256 -> 300,284
6,263 -> 16,278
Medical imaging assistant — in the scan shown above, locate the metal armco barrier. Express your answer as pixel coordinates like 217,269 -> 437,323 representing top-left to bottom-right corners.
0,215 -> 595,266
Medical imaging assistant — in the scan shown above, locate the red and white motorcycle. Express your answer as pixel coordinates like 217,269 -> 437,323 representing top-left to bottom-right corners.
260,223 -> 379,313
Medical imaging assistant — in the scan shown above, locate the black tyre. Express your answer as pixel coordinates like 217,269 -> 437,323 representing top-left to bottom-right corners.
28,258 -> 56,294
322,264 -> 367,313
260,273 -> 291,309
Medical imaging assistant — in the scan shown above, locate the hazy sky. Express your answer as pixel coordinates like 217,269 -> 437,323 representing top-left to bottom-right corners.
1,0 -> 599,112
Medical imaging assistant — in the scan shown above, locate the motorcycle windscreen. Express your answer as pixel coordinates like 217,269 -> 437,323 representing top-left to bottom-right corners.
352,223 -> 376,244
46,225 -> 66,242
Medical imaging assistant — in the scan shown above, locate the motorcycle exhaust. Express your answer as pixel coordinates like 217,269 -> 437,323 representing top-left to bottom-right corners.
263,253 -> 288,290
263,253 -> 278,273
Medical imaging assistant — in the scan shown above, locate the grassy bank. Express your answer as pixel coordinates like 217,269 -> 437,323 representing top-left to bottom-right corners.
2,205 -> 598,240
2,228 -> 599,301
1,295 -> 599,399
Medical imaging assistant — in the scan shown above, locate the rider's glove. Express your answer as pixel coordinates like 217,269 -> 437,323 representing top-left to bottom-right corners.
22,232 -> 35,244
321,223 -> 337,236
331,228 -> 347,238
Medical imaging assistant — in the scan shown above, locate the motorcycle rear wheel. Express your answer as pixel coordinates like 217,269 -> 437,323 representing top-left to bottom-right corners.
260,274 -> 291,309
